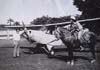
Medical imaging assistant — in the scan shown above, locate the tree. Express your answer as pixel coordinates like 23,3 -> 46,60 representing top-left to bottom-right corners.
74,0 -> 100,18
7,18 -> 14,26
74,0 -> 100,34
13,21 -> 20,26
30,15 -> 72,31
30,16 -> 71,25
30,16 -> 51,25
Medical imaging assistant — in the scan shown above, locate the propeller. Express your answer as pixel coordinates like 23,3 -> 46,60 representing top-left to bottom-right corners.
21,21 -> 30,40
22,21 -> 26,28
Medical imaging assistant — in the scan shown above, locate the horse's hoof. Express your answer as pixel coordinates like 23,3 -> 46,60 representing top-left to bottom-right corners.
71,60 -> 74,66
17,54 -> 19,57
13,56 -> 17,58
17,55 -> 20,57
91,59 -> 96,64
67,61 -> 70,65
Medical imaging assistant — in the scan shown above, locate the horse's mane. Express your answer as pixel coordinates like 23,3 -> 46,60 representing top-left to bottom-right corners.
56,27 -> 78,43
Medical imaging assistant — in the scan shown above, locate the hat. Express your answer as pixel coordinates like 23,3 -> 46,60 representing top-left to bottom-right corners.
70,16 -> 76,20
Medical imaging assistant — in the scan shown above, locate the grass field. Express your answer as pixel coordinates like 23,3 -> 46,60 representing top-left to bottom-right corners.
0,39 -> 100,70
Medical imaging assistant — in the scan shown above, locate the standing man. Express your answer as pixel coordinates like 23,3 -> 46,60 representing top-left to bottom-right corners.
13,29 -> 24,58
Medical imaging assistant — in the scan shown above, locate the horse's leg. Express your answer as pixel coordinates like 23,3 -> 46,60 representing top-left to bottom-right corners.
67,45 -> 74,65
90,45 -> 96,63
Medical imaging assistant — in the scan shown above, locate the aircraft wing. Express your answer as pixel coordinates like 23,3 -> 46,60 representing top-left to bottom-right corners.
78,17 -> 100,23
4,17 -> 100,29
4,21 -> 71,29
4,25 -> 42,29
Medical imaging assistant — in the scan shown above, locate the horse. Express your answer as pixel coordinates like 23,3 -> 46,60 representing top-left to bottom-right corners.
56,27 -> 96,65
20,29 -> 64,56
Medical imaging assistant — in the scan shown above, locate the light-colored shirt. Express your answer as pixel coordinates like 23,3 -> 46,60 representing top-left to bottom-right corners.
13,31 -> 24,41
74,21 -> 83,30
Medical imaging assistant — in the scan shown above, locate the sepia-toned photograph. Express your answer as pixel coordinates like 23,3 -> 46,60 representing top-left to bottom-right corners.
0,0 -> 100,70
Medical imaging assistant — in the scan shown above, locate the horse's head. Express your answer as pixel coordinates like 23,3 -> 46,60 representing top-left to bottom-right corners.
53,27 -> 63,39
54,27 -> 74,41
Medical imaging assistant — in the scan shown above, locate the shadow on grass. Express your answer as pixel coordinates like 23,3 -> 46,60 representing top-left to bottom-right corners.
50,55 -> 91,62
21,47 -> 97,63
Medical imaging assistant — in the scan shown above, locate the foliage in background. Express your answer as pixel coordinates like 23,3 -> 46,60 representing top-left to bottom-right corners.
30,15 -> 80,30
30,16 -> 72,25
7,18 -> 20,26
13,21 -> 20,26
74,0 -> 100,34
7,18 -> 14,26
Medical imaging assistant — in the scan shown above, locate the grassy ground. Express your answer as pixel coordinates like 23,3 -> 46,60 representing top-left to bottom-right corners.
0,39 -> 100,70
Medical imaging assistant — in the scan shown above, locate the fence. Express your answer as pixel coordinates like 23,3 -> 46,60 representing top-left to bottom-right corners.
0,30 -> 16,39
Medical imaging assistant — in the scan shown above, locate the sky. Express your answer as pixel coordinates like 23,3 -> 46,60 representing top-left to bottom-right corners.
0,0 -> 81,24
